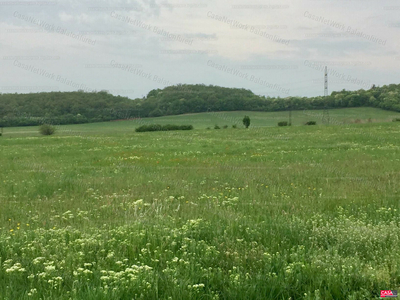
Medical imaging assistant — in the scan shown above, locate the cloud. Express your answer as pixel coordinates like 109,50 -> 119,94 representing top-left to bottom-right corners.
0,0 -> 399,98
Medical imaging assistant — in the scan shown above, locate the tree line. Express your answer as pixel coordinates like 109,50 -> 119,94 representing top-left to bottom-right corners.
0,83 -> 399,127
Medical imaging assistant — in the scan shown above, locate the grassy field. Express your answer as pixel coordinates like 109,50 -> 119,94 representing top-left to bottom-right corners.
2,107 -> 400,137
0,110 -> 400,299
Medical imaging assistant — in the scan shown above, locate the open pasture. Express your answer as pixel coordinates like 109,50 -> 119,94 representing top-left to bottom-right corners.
2,107 -> 400,137
0,115 -> 400,299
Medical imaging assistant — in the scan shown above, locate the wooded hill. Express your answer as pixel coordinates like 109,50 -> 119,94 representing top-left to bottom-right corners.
0,83 -> 399,127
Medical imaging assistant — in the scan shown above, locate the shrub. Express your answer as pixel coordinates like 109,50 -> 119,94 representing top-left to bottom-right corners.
223,125 -> 228,129
278,121 -> 288,126
39,124 -> 55,135
305,121 -> 317,125
392,118 -> 400,122
135,124 -> 162,132
179,125 -> 194,130
232,124 -> 237,128
135,124 -> 193,132
206,127 -> 211,130
162,124 -> 174,131
214,125 -> 220,129
243,116 -> 250,128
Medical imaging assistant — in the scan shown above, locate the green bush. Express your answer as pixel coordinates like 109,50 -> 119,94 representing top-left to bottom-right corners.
206,127 -> 211,130
214,125 -> 220,129
305,121 -> 317,125
39,124 -> 56,135
392,118 -> 400,122
223,125 -> 228,129
135,124 -> 193,132
232,124 -> 237,128
163,124 -> 178,131
278,121 -> 288,126
135,124 -> 162,132
179,125 -> 194,130
243,116 -> 250,128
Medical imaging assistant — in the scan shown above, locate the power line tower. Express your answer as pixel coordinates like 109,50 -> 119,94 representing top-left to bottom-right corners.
322,66 -> 330,125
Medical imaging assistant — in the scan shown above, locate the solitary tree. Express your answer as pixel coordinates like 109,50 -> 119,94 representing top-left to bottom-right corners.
243,115 -> 250,128
39,124 -> 56,135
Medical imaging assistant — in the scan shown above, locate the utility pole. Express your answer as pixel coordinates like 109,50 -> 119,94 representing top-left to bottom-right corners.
324,66 -> 328,97
323,66 -> 330,125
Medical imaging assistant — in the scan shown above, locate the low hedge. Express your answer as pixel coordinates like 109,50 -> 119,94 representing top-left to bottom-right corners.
135,124 -> 193,132
305,121 -> 317,125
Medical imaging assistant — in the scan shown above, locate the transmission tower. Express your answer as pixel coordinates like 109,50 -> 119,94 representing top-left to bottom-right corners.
322,66 -> 330,125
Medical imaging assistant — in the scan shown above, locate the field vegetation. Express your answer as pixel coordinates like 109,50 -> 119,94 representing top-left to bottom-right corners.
0,111 -> 399,299
2,107 -> 400,137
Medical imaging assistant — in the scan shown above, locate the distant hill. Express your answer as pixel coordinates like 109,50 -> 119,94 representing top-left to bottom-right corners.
0,83 -> 399,127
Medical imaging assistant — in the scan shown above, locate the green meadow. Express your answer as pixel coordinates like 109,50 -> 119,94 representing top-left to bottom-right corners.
1,108 -> 400,299
3,107 -> 400,137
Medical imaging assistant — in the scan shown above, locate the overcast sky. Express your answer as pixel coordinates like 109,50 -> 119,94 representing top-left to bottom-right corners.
1,0 -> 399,99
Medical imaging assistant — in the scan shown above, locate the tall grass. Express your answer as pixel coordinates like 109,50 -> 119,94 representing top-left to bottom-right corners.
0,122 -> 399,299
